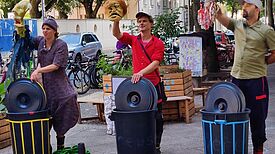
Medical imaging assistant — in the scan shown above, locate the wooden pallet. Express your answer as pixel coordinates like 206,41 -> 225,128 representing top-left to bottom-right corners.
0,114 -> 11,149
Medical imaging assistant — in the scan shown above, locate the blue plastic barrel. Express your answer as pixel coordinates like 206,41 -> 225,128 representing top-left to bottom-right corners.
201,109 -> 250,154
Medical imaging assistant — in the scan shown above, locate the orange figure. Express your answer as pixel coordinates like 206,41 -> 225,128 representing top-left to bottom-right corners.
105,0 -> 127,22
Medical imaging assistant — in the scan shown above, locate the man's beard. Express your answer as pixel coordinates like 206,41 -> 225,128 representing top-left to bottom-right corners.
243,10 -> 248,19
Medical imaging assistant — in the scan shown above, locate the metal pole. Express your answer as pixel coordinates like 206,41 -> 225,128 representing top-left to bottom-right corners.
42,0 -> 45,20
137,0 -> 140,12
187,0 -> 190,32
264,0 -> 268,24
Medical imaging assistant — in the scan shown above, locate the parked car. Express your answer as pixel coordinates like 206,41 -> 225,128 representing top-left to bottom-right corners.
215,31 -> 235,68
59,32 -> 102,62
225,30 -> 235,44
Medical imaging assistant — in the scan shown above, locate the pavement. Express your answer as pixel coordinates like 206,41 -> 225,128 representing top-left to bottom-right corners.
1,64 -> 275,154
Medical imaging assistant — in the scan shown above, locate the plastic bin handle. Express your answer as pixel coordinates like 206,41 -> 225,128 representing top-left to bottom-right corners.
214,120 -> 227,124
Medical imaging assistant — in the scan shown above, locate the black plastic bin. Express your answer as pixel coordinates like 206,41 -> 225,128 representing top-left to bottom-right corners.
6,110 -> 50,154
110,109 -> 157,154
201,109 -> 250,154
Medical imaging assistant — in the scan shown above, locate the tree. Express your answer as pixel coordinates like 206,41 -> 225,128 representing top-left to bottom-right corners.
54,0 -> 79,19
152,8 -> 185,42
78,0 -> 105,18
0,0 -> 78,19
0,0 -> 18,17
192,0 -> 201,31
267,0 -> 274,28
225,0 -> 241,18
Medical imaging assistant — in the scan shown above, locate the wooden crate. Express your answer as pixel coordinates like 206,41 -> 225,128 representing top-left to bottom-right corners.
162,70 -> 192,97
102,74 -> 112,96
163,101 -> 180,121
0,113 -> 11,149
162,98 -> 195,123
160,67 -> 195,122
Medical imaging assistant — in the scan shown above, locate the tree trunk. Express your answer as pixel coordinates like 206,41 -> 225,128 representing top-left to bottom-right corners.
58,11 -> 68,19
231,7 -> 235,18
81,0 -> 103,19
30,0 -> 56,18
267,0 -> 274,29
30,0 -> 41,18
205,27 -> 219,72
192,0 -> 201,31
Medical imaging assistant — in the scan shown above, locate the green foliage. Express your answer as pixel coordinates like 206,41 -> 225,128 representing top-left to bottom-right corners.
152,8 -> 185,41
0,0 -> 19,17
125,22 -> 139,35
96,53 -> 132,77
0,78 -> 11,112
54,0 -> 79,17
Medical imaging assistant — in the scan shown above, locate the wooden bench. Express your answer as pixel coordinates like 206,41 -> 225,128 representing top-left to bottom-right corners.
193,87 -> 208,106
77,92 -> 105,123
164,96 -> 194,123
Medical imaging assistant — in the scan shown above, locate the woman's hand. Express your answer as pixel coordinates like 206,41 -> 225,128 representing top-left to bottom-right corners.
30,69 -> 39,82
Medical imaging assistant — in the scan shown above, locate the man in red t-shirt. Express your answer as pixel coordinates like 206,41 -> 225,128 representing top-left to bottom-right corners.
113,12 -> 165,153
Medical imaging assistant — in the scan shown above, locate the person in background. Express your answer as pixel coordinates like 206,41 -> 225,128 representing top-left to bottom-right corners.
216,0 -> 275,153
112,12 -> 165,153
30,18 -> 79,151
116,40 -> 129,50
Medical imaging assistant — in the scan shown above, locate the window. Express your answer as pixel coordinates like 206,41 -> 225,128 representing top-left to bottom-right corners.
163,0 -> 168,7
76,25 -> 80,32
82,34 -> 95,43
92,34 -> 99,41
94,25 -> 97,33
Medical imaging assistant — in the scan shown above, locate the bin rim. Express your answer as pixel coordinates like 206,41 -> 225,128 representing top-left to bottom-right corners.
200,108 -> 251,122
6,109 -> 50,121
112,109 -> 157,114
200,108 -> 251,115
7,109 -> 49,115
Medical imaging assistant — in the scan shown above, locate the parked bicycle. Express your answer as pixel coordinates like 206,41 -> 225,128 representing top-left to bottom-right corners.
66,53 -> 91,95
164,48 -> 179,65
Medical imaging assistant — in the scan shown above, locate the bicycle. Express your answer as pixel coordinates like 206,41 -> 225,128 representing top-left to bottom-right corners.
164,48 -> 179,65
66,55 -> 91,95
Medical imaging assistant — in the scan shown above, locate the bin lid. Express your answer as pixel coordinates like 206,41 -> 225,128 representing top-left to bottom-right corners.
5,78 -> 47,113
115,78 -> 157,111
205,82 -> 246,113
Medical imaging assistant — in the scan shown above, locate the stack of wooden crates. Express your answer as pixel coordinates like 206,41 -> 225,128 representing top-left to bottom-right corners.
0,113 -> 11,149
160,65 -> 195,122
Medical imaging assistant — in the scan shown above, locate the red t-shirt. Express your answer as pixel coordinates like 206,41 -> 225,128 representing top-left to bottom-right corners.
119,32 -> 164,85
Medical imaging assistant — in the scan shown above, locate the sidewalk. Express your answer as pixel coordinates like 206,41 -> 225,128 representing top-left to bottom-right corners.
1,64 -> 275,154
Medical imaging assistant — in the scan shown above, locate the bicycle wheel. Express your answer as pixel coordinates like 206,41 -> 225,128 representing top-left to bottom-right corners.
68,69 -> 91,94
85,65 -> 97,88
90,67 -> 103,89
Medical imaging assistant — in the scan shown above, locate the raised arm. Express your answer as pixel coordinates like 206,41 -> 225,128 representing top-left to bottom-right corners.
215,5 -> 232,28
112,21 -> 123,39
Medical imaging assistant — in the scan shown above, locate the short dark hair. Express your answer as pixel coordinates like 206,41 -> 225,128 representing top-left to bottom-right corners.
136,12 -> 153,23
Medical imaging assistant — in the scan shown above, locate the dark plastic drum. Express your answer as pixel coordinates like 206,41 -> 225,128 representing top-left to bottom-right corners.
115,78 -> 157,111
205,82 -> 246,113
110,109 -> 157,154
6,110 -> 50,154
5,78 -> 47,113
